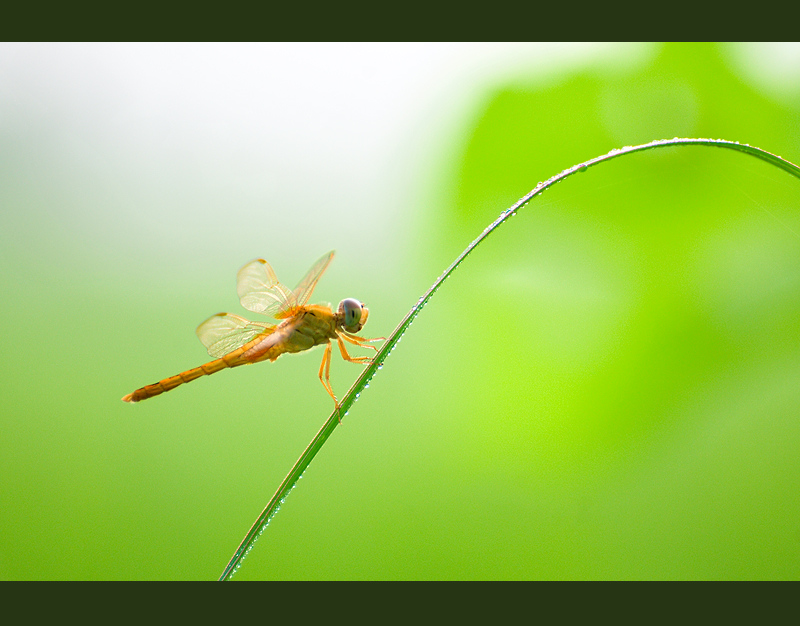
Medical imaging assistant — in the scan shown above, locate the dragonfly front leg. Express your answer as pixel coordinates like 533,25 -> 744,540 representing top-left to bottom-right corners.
339,332 -> 383,352
336,335 -> 374,364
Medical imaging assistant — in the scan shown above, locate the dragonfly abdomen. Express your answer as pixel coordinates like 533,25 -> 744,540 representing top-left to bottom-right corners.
121,353 -> 244,403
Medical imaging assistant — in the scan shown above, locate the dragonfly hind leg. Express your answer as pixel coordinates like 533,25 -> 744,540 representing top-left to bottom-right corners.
318,342 -> 341,415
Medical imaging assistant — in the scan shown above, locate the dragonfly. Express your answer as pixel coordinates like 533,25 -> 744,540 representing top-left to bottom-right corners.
122,251 -> 382,408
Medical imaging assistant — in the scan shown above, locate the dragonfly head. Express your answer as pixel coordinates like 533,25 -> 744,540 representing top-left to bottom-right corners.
338,298 -> 369,333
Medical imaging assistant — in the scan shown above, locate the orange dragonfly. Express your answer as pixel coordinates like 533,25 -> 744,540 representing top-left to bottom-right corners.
122,251 -> 382,408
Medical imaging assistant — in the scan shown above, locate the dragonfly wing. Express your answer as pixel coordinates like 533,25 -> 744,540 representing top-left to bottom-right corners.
236,259 -> 297,318
293,250 -> 335,307
196,312 -> 274,358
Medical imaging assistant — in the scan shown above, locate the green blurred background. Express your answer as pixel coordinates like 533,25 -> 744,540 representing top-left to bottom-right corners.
2,42 -> 799,580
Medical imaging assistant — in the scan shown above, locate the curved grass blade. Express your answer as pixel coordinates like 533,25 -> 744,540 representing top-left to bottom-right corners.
219,138 -> 800,580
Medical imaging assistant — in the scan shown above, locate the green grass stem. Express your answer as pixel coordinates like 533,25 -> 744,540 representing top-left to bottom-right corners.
218,137 -> 800,580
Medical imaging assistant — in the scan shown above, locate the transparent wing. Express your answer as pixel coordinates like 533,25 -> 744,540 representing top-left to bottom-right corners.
293,250 -> 335,307
196,312 -> 274,358
236,259 -> 297,319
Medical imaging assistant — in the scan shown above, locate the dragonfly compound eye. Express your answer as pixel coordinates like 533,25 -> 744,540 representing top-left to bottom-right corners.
341,298 -> 364,331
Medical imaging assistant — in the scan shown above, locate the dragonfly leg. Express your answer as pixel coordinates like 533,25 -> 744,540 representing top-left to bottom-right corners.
318,342 -> 341,417
339,332 -> 384,352
336,335 -> 374,364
